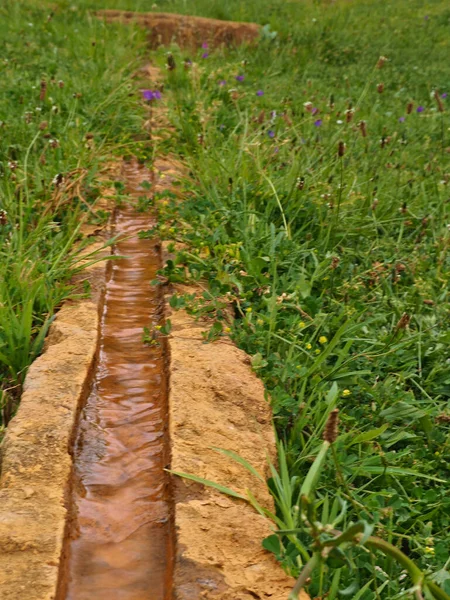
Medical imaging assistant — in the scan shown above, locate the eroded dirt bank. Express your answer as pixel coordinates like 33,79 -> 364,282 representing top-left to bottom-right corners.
97,10 -> 260,48
168,308 -> 297,600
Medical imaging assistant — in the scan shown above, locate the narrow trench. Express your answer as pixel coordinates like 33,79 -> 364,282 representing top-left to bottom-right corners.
62,160 -> 173,600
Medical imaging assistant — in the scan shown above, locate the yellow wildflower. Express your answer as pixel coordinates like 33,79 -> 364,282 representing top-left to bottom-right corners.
319,336 -> 328,344
342,389 -> 351,397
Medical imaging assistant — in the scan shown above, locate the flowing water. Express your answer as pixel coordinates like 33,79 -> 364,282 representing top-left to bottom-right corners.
64,161 -> 172,600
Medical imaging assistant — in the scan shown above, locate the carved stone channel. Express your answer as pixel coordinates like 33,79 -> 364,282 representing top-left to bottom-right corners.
62,160 -> 173,600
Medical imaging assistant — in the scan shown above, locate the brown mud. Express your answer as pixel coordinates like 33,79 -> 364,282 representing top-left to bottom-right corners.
63,160 -> 173,600
96,10 -> 260,48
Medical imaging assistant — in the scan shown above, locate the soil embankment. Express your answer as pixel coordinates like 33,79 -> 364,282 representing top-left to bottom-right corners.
96,10 -> 260,48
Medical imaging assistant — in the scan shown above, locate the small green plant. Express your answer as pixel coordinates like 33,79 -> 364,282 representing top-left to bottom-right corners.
143,319 -> 172,346
283,411 -> 450,600
169,291 -> 232,342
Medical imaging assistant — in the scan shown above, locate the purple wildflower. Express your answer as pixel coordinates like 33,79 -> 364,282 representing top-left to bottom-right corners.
202,42 -> 208,49
142,90 -> 154,101
399,116 -> 405,123
312,107 -> 319,115
314,119 -> 322,127
267,129 -> 275,138
142,89 -> 161,102
256,90 -> 264,96
416,106 -> 424,113
442,93 -> 448,99
219,80 -> 227,86
274,146 -> 279,154
270,110 -> 277,119
202,52 -> 209,59
235,75 -> 245,82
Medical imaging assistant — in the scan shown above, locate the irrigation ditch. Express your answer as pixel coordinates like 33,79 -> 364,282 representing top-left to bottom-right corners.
0,18 -> 306,600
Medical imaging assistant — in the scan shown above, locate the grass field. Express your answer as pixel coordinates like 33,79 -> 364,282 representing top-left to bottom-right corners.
1,0 -> 450,597
0,2 -> 149,427
148,1 -> 450,596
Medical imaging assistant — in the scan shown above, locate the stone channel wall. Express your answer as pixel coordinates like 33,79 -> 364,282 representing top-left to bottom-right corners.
0,259 -> 108,600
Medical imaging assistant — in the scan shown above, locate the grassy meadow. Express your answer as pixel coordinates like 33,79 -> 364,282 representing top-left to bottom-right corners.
0,2 -> 148,428
147,0 -> 450,596
1,0 -> 450,597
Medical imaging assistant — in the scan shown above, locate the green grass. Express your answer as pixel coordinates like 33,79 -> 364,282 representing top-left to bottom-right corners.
0,2 -> 148,429
29,0 -> 314,25
142,0 -> 450,596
